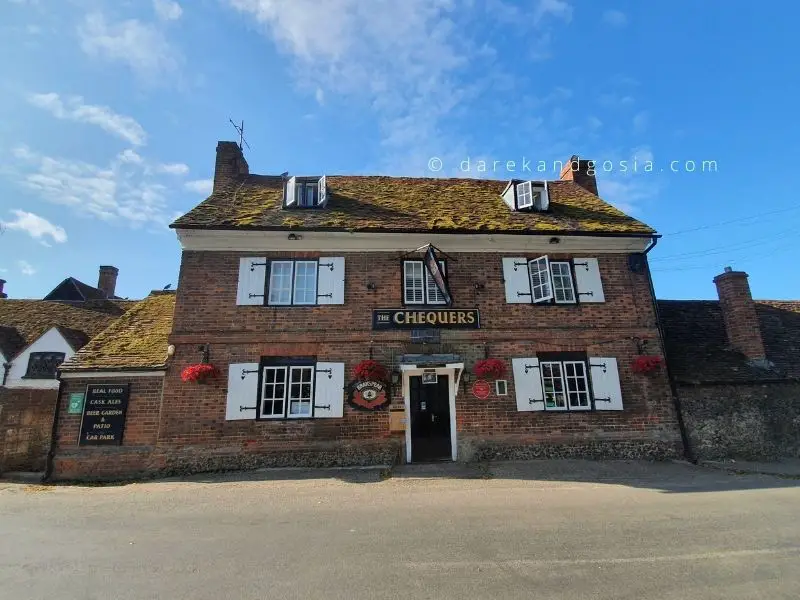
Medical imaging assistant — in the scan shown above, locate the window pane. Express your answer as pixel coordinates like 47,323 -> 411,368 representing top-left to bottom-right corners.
564,361 -> 590,409
529,257 -> 552,302
404,261 -> 424,304
540,361 -> 566,409
293,261 -> 318,305
25,352 -> 66,379
517,182 -> 532,208
425,261 -> 447,304
261,367 -> 288,417
288,367 -> 313,416
551,262 -> 576,303
268,262 -> 293,305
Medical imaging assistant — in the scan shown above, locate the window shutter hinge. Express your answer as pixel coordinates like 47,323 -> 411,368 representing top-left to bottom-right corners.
241,368 -> 259,379
513,261 -> 528,270
590,362 -> 607,373
315,367 -> 332,378
240,405 -> 257,411
524,363 -> 540,374
249,261 -> 268,271
578,291 -> 594,298
318,261 -> 335,271
314,404 -> 331,411
594,397 -> 612,403
517,291 -> 532,297
573,261 -> 590,270
528,398 -> 544,405
317,293 -> 333,299
248,293 -> 265,299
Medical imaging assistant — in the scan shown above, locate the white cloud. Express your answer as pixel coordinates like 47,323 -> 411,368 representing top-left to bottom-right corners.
78,13 -> 179,80
153,0 -> 183,21
587,116 -> 603,130
534,0 -> 573,24
184,179 -> 213,195
27,92 -> 147,146
1,210 -> 67,245
633,111 -> 649,133
603,10 -> 628,28
315,87 -> 325,105
11,147 -> 177,229
17,260 -> 36,276
156,163 -> 190,176
117,149 -> 143,164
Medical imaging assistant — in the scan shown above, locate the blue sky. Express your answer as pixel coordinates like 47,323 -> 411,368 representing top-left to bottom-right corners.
1,0 -> 798,302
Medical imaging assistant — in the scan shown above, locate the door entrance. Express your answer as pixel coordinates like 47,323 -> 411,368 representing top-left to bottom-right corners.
409,374 -> 451,462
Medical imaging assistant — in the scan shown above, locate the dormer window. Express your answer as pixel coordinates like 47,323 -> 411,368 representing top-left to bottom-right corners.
509,180 -> 549,212
285,175 -> 327,209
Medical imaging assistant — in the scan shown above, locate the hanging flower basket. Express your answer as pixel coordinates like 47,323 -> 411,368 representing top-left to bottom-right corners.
353,359 -> 389,383
473,358 -> 507,380
181,363 -> 220,383
631,355 -> 663,374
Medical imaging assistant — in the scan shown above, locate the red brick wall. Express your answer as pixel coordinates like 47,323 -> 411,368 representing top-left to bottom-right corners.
0,387 -> 57,472
160,249 -> 681,469
51,376 -> 165,480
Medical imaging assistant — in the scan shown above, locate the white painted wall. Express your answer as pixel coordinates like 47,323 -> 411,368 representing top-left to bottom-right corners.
5,327 -> 74,390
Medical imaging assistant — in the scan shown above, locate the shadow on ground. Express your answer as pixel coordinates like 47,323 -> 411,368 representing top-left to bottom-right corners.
9,459 -> 799,493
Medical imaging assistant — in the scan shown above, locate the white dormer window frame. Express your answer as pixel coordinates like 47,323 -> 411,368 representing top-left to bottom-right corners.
285,175 -> 327,209
514,180 -> 549,211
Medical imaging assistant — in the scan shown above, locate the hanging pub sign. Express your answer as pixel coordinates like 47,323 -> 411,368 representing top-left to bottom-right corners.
424,245 -> 452,305
78,383 -> 131,446
348,380 -> 390,411
373,308 -> 480,330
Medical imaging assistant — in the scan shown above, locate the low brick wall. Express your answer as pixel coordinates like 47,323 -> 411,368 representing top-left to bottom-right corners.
679,381 -> 800,460
0,387 -> 57,473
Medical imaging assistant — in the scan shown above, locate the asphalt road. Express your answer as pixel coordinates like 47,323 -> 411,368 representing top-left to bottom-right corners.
2,460 -> 799,600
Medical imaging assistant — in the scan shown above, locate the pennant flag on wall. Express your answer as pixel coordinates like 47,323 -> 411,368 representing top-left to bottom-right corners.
424,245 -> 452,305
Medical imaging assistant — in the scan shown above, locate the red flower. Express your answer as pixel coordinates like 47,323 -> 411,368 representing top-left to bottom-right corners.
353,360 -> 388,382
181,363 -> 219,382
631,355 -> 663,374
473,358 -> 507,379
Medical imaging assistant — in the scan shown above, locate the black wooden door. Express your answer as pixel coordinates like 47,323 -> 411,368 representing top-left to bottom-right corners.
409,375 -> 451,462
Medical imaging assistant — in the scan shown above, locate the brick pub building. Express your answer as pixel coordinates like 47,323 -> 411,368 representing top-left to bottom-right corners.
50,142 -> 683,480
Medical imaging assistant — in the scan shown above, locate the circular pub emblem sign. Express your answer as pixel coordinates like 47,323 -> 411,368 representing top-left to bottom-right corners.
348,380 -> 390,411
472,380 -> 491,399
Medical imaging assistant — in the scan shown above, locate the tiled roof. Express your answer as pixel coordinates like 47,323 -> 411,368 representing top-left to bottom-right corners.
0,299 -> 129,360
171,175 -> 654,235
657,300 -> 800,383
60,291 -> 176,371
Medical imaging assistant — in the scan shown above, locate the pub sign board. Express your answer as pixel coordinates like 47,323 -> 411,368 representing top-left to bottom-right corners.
78,383 -> 131,446
373,308 -> 480,330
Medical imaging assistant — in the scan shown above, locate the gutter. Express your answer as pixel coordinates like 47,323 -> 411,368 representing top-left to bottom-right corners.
1,362 -> 9,386
643,236 -> 696,463
44,372 -> 65,482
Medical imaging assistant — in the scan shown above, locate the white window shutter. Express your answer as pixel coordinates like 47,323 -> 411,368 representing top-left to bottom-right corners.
226,362 -> 258,420
502,257 -> 532,303
318,175 -> 327,207
574,258 -> 605,303
285,176 -> 297,207
511,357 -> 545,412
529,255 -> 553,303
314,362 -> 344,418
236,257 -> 267,305
317,257 -> 345,305
590,357 -> 623,411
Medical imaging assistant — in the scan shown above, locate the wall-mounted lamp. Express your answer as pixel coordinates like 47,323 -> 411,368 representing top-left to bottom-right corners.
287,233 -> 303,241
549,237 -> 560,244
198,343 -> 210,363
167,344 -> 175,357
367,282 -> 377,291
391,371 -> 401,385
463,372 -> 474,383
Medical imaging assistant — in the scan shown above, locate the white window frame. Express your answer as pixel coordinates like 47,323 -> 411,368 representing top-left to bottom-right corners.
562,361 -> 591,411
267,261 -> 294,306
296,180 -> 319,207
260,366 -> 288,419
550,261 -> 577,304
404,260 -> 447,305
540,361 -> 568,411
528,256 -> 553,303
287,365 -> 314,418
292,260 -> 318,305
404,261 -> 425,304
495,380 -> 508,396
267,260 -> 319,306
516,181 -> 533,208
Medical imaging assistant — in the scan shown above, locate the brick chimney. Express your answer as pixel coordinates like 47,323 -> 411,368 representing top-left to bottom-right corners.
713,266 -> 766,360
213,141 -> 249,193
0,279 -> 6,299
560,155 -> 598,196
97,266 -> 119,299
